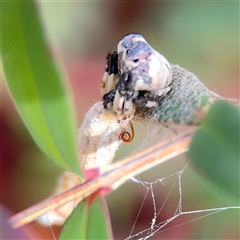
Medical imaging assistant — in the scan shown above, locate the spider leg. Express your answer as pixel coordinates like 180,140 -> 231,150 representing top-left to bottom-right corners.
155,85 -> 172,97
133,91 -> 157,108
101,50 -> 119,96
107,74 -> 119,93
102,89 -> 116,109
113,90 -> 125,120
123,91 -> 138,117
101,72 -> 109,96
133,97 -> 156,107
123,98 -> 133,117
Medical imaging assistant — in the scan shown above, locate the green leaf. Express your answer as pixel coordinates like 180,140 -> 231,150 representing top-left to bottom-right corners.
189,101 -> 240,197
1,2 -> 81,175
59,195 -> 113,240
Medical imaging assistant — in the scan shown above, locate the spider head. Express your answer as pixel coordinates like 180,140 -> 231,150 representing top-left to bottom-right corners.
117,34 -> 153,73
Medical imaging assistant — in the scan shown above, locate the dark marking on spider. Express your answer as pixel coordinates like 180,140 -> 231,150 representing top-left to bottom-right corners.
103,86 -> 157,109
126,41 -> 152,62
132,91 -> 156,106
105,50 -> 118,75
103,89 -> 116,109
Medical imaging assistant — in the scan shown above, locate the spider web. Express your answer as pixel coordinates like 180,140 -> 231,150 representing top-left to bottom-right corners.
123,162 -> 240,240
41,156 -> 239,240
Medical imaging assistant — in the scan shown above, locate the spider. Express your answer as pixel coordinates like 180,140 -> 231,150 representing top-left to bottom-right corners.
101,34 -> 172,121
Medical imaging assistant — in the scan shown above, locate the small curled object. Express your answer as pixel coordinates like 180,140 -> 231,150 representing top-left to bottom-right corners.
118,120 -> 135,143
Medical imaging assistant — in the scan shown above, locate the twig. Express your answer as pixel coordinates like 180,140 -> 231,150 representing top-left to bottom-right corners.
8,129 -> 195,229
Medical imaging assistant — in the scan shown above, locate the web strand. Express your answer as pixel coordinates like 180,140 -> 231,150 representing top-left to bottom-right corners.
126,162 -> 240,240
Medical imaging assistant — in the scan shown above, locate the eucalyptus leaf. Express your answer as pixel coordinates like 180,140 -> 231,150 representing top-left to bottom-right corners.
59,195 -> 113,240
189,101 -> 239,197
1,2 -> 81,174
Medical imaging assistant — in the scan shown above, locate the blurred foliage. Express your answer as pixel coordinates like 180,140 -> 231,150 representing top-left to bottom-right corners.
190,101 -> 239,198
1,1 -> 239,239
60,196 -> 112,239
1,2 -> 81,174
40,2 -> 239,93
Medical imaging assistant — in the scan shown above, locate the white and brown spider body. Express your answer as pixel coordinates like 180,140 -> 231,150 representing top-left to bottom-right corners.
101,34 -> 172,120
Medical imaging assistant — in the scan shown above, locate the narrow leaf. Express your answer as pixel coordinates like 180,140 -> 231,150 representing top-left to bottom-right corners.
59,195 -> 113,240
189,101 -> 240,197
1,2 -> 81,174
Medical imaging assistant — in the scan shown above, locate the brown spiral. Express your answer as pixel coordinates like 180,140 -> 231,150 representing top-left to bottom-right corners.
118,120 -> 135,143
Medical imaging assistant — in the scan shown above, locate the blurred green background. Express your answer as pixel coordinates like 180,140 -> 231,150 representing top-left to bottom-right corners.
1,2 -> 239,239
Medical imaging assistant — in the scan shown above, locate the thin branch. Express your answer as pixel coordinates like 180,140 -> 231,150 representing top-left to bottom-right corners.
8,130 -> 195,229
